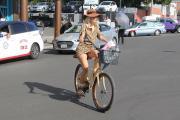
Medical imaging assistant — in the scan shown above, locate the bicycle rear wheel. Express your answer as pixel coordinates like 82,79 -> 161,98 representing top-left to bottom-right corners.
92,73 -> 114,112
74,64 -> 82,93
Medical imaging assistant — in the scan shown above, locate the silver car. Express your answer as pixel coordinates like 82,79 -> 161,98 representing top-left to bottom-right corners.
30,2 -> 50,12
124,21 -> 166,37
53,23 -> 118,52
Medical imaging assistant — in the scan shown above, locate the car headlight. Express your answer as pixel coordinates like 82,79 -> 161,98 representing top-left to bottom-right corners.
75,39 -> 79,42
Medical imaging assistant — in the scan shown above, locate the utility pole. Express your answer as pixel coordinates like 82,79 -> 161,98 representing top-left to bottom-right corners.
54,0 -> 61,39
20,0 -> 28,21
151,0 -> 153,15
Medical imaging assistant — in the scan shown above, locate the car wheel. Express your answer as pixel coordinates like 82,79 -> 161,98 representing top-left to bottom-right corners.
154,30 -> 160,36
30,43 -> 40,59
129,31 -> 135,37
170,30 -> 176,33
177,26 -> 180,33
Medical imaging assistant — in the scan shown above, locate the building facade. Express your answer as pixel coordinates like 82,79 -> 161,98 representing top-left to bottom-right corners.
0,0 -> 20,21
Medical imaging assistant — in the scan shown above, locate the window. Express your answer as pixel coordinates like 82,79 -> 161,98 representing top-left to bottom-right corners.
99,24 -> 110,32
0,0 -> 7,6
10,23 -> 27,35
160,19 -> 164,22
112,2 -> 115,5
147,22 -> 154,27
66,25 -> 81,33
166,19 -> 174,23
139,23 -> 147,27
26,22 -> 38,32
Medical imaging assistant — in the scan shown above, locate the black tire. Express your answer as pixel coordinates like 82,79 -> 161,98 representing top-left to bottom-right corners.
154,30 -> 161,36
30,43 -> 40,59
170,30 -> 176,33
74,64 -> 82,93
177,26 -> 180,33
92,73 -> 114,112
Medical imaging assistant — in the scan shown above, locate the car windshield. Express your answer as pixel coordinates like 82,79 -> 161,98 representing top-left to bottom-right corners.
68,1 -> 76,5
131,23 -> 140,28
66,25 -> 82,33
100,2 -> 111,5
38,2 -> 47,5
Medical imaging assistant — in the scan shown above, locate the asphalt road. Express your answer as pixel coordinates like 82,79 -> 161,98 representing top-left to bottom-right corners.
0,33 -> 180,120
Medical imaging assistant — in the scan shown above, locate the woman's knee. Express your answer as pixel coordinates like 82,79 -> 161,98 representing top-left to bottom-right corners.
83,65 -> 88,71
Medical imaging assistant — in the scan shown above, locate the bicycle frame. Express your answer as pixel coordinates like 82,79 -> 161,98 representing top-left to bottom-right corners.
87,52 -> 107,91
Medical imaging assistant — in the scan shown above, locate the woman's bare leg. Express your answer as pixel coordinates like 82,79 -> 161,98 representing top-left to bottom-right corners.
88,49 -> 99,73
77,53 -> 89,83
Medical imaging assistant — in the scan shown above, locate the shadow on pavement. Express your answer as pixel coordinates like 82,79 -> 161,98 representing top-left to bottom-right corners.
24,82 -> 99,112
43,49 -> 75,55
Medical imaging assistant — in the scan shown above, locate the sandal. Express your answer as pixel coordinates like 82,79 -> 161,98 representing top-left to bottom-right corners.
76,89 -> 85,97
76,81 -> 89,97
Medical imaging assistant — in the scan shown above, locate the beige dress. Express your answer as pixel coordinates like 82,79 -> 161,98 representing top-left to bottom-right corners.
76,23 -> 101,56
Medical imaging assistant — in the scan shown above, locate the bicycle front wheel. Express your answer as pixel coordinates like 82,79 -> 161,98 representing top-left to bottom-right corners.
92,73 -> 114,112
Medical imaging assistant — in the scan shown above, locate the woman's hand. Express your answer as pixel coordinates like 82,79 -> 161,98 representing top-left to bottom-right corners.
98,33 -> 108,43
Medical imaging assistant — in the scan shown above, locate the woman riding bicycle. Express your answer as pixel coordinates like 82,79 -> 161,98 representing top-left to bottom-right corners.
75,9 -> 107,95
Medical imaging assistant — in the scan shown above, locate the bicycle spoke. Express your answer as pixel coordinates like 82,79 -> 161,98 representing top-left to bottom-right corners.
93,73 -> 114,110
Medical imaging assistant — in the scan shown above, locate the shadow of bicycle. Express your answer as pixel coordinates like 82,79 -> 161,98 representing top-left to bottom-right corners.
24,82 -> 98,112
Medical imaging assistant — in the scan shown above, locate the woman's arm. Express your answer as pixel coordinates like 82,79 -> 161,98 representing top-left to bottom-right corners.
98,33 -> 108,43
79,32 -> 85,43
79,24 -> 86,43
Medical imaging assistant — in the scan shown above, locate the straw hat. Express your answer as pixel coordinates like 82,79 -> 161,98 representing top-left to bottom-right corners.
85,9 -> 100,17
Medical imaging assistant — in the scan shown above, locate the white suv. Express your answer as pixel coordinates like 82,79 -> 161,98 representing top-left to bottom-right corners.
0,21 -> 44,61
30,2 -> 50,12
98,1 -> 117,12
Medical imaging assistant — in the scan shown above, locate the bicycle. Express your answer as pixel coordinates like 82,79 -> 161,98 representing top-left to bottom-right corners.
74,43 -> 120,112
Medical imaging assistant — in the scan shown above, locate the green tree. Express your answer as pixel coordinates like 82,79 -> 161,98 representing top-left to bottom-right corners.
143,0 -> 172,5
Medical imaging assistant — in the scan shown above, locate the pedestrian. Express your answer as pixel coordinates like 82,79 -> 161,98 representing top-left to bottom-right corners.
115,11 -> 129,44
60,19 -> 72,34
75,9 -> 107,96
105,16 -> 111,26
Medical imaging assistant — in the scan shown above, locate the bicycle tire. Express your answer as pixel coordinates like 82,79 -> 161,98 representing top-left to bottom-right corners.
74,64 -> 82,93
92,73 -> 114,112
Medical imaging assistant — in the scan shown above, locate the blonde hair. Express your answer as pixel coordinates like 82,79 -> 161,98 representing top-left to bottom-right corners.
84,17 -> 98,27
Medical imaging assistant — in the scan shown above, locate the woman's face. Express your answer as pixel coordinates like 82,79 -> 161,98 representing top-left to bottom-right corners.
89,17 -> 97,24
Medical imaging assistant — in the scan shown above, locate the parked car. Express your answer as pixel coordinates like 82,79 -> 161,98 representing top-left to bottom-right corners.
80,0 -> 99,13
81,4 -> 98,13
98,1 -> 117,12
62,1 -> 82,13
49,2 -> 55,12
124,21 -> 166,37
159,18 -> 180,33
0,21 -> 44,61
30,2 -> 50,12
53,23 -> 118,52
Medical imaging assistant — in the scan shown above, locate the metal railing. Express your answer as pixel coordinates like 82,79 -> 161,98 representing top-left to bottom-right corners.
0,5 -> 7,18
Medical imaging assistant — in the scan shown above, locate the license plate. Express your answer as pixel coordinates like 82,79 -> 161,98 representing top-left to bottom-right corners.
61,44 -> 67,48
